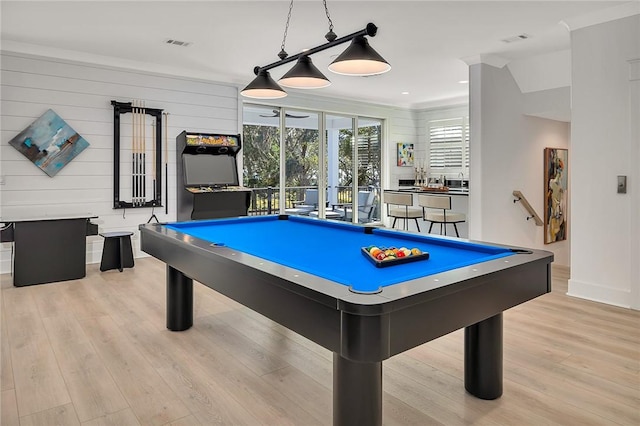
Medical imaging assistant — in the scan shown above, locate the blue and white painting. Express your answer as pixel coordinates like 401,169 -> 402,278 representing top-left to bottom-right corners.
9,109 -> 90,177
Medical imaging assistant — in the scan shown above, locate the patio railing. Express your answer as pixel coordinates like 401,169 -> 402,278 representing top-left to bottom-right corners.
247,185 -> 379,220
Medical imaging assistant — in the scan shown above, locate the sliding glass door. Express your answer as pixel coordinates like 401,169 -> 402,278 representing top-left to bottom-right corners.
242,105 -> 281,214
283,110 -> 320,216
355,117 -> 382,223
325,114 -> 382,223
242,104 -> 381,223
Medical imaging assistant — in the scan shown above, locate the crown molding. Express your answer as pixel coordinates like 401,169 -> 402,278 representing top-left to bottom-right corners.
560,1 -> 640,31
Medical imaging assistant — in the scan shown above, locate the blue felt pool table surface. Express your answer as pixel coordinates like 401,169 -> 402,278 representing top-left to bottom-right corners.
166,215 -> 514,293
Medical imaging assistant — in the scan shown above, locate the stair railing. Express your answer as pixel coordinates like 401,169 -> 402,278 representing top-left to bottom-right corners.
512,190 -> 543,226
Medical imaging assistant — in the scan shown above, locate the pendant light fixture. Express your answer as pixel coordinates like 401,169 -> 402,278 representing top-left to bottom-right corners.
240,70 -> 287,99
279,55 -> 331,89
240,0 -> 390,99
328,35 -> 391,76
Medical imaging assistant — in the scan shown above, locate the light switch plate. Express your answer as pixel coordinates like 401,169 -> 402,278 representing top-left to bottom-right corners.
617,175 -> 627,194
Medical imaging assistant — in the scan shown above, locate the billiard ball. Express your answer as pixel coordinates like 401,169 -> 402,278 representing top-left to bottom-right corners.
411,248 -> 422,255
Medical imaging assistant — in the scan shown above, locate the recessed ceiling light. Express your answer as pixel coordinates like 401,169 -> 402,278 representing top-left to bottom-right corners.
458,80 -> 469,84
401,91 -> 409,95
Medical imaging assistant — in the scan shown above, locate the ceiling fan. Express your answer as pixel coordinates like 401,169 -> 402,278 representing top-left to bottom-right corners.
259,109 -> 310,119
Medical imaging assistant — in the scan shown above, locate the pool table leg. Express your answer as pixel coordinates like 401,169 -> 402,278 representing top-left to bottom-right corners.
333,353 -> 382,426
166,265 -> 193,331
464,312 -> 503,399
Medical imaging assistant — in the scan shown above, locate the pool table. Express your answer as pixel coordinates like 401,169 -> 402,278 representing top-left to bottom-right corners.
139,214 -> 553,425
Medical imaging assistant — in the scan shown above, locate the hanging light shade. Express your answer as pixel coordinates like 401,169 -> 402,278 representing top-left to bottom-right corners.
240,22 -> 389,98
240,70 -> 287,99
328,36 -> 391,76
279,56 -> 331,89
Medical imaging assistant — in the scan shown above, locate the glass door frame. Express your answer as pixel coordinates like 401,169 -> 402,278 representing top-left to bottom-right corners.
242,103 -> 384,221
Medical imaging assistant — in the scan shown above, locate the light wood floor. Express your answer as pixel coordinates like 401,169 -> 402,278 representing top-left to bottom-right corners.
1,258 -> 638,425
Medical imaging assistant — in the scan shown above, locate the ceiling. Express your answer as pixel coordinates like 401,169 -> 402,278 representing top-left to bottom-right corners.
0,1 -> 631,108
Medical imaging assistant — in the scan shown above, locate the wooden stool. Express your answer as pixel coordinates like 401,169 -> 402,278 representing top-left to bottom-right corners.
99,231 -> 134,272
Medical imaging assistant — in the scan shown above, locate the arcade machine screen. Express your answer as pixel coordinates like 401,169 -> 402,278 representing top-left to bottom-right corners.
183,153 -> 239,188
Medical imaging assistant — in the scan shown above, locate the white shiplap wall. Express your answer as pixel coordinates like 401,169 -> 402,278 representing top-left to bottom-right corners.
0,51 -> 240,273
0,52 -> 418,274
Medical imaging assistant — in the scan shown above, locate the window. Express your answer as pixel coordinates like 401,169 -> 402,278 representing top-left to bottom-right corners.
428,117 -> 469,172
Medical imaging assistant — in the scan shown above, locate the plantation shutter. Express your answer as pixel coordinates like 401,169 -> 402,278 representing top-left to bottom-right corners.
428,117 -> 469,171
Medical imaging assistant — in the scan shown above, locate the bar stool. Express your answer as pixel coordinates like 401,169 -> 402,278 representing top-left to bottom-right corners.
384,191 -> 421,231
99,231 -> 134,272
418,194 -> 466,237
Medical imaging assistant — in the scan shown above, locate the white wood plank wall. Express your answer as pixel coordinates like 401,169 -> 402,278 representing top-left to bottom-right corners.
0,52 -> 420,275
0,52 -> 240,274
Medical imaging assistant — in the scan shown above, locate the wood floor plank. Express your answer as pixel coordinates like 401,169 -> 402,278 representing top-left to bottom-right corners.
168,414 -> 202,426
5,311 -> 71,417
79,316 -> 191,426
506,356 -> 639,425
79,273 -> 147,328
1,389 -> 20,426
508,312 -> 639,360
166,320 -> 323,425
386,354 -> 544,426
81,408 -> 141,426
517,300 -> 640,344
382,393 -> 444,426
559,353 -> 640,390
124,319 -> 261,425
42,314 -> 129,422
106,274 -> 167,328
19,402 -> 80,426
1,257 -> 638,425
501,379 -> 616,426
31,281 -> 69,319
504,340 -> 639,406
1,292 -> 15,391
506,316 -> 639,374
383,365 -> 499,426
261,365 -> 332,425
61,279 -> 111,319
2,285 -> 40,318
236,306 -> 334,361
216,309 -> 333,389
197,314 -> 290,376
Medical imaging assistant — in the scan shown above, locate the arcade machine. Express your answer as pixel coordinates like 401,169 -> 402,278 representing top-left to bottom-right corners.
176,131 -> 251,221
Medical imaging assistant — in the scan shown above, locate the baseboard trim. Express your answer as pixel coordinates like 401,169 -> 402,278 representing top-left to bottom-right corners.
567,278 -> 631,308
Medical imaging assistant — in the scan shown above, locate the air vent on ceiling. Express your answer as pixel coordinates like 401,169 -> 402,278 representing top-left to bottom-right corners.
501,33 -> 532,43
165,39 -> 192,47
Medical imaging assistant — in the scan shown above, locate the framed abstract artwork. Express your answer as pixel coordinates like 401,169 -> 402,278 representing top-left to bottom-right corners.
8,109 -> 90,177
544,147 -> 568,244
397,143 -> 414,167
